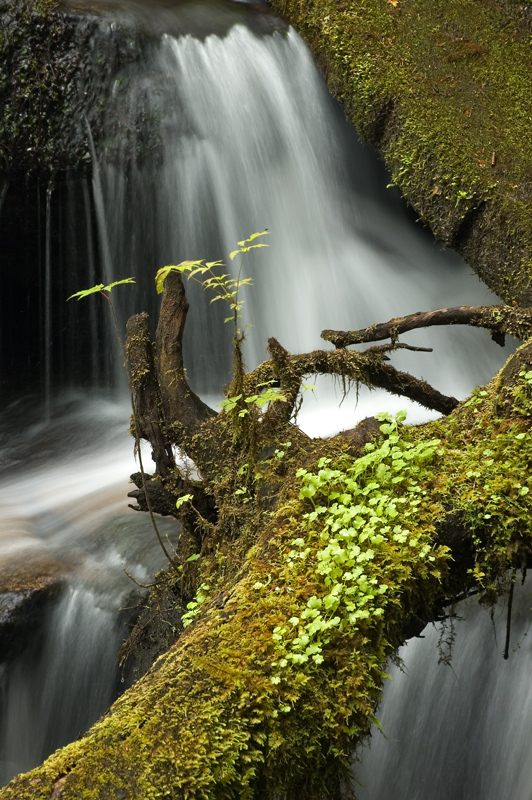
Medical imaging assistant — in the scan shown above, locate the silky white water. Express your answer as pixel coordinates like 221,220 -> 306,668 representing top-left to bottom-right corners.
355,582 -> 532,800
0,397 -> 177,784
94,20 -> 512,416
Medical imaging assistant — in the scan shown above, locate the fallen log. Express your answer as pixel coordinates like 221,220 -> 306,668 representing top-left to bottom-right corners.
4,283 -> 532,800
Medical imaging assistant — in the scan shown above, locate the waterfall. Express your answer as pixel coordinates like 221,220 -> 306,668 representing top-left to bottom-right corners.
0,0 -> 519,787
91,13 -> 512,419
0,397 -> 179,784
1,585 -> 127,779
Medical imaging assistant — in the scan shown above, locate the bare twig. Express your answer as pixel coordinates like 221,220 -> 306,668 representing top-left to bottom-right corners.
322,304 -> 532,349
364,342 -> 433,358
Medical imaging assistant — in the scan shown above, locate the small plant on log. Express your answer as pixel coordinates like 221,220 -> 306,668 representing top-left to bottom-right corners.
154,231 -> 286,443
270,410 -> 445,679
155,231 -> 268,385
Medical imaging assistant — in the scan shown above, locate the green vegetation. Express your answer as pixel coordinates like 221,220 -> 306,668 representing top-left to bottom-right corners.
0,0 -> 530,794
271,412 -> 446,675
438,366 -> 532,598
2,0 -> 532,787
156,231 -> 272,438
68,278 -> 136,301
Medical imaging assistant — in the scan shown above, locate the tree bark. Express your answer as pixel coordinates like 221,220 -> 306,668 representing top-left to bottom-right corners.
154,272 -> 216,437
246,338 -> 459,418
126,312 -> 175,479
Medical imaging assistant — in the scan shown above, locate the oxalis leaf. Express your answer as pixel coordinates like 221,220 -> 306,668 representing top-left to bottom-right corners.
271,409 -> 445,680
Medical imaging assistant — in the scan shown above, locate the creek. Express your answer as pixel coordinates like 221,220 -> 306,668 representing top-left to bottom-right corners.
0,0 -> 519,791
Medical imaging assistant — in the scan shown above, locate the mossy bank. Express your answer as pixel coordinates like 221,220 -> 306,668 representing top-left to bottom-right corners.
268,0 -> 532,304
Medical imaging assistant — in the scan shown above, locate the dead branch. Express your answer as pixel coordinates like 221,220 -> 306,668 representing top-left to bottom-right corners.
364,342 -> 433,358
155,271 -> 216,432
127,288 -> 530,500
126,272 -> 222,486
321,304 -> 532,349
126,312 -> 175,478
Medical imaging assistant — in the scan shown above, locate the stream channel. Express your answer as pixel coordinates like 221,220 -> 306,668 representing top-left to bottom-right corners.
0,0 -> 524,794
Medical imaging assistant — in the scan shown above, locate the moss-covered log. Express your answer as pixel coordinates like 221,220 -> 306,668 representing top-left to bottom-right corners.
3,276 -> 532,799
267,0 -> 532,304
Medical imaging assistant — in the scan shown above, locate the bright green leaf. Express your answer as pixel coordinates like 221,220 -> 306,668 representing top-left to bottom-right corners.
68,277 -> 135,301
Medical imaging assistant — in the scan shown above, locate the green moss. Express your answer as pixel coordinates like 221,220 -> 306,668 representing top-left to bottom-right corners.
420,363 -> 532,598
269,0 -> 532,303
0,0 -> 143,178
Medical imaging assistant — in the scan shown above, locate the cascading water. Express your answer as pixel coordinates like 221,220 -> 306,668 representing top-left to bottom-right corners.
0,0 -> 518,789
355,582 -> 532,800
93,13 -> 511,414
0,397 -> 178,784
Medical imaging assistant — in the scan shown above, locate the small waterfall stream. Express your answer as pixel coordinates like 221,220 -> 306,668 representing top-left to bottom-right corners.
0,397 -> 178,784
0,0 -> 521,789
92,15 -> 510,409
356,582 -> 532,800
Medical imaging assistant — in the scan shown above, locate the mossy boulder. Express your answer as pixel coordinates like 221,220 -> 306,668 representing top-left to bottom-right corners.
0,0 -> 153,179
268,0 -> 532,304
0,0 -> 89,176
